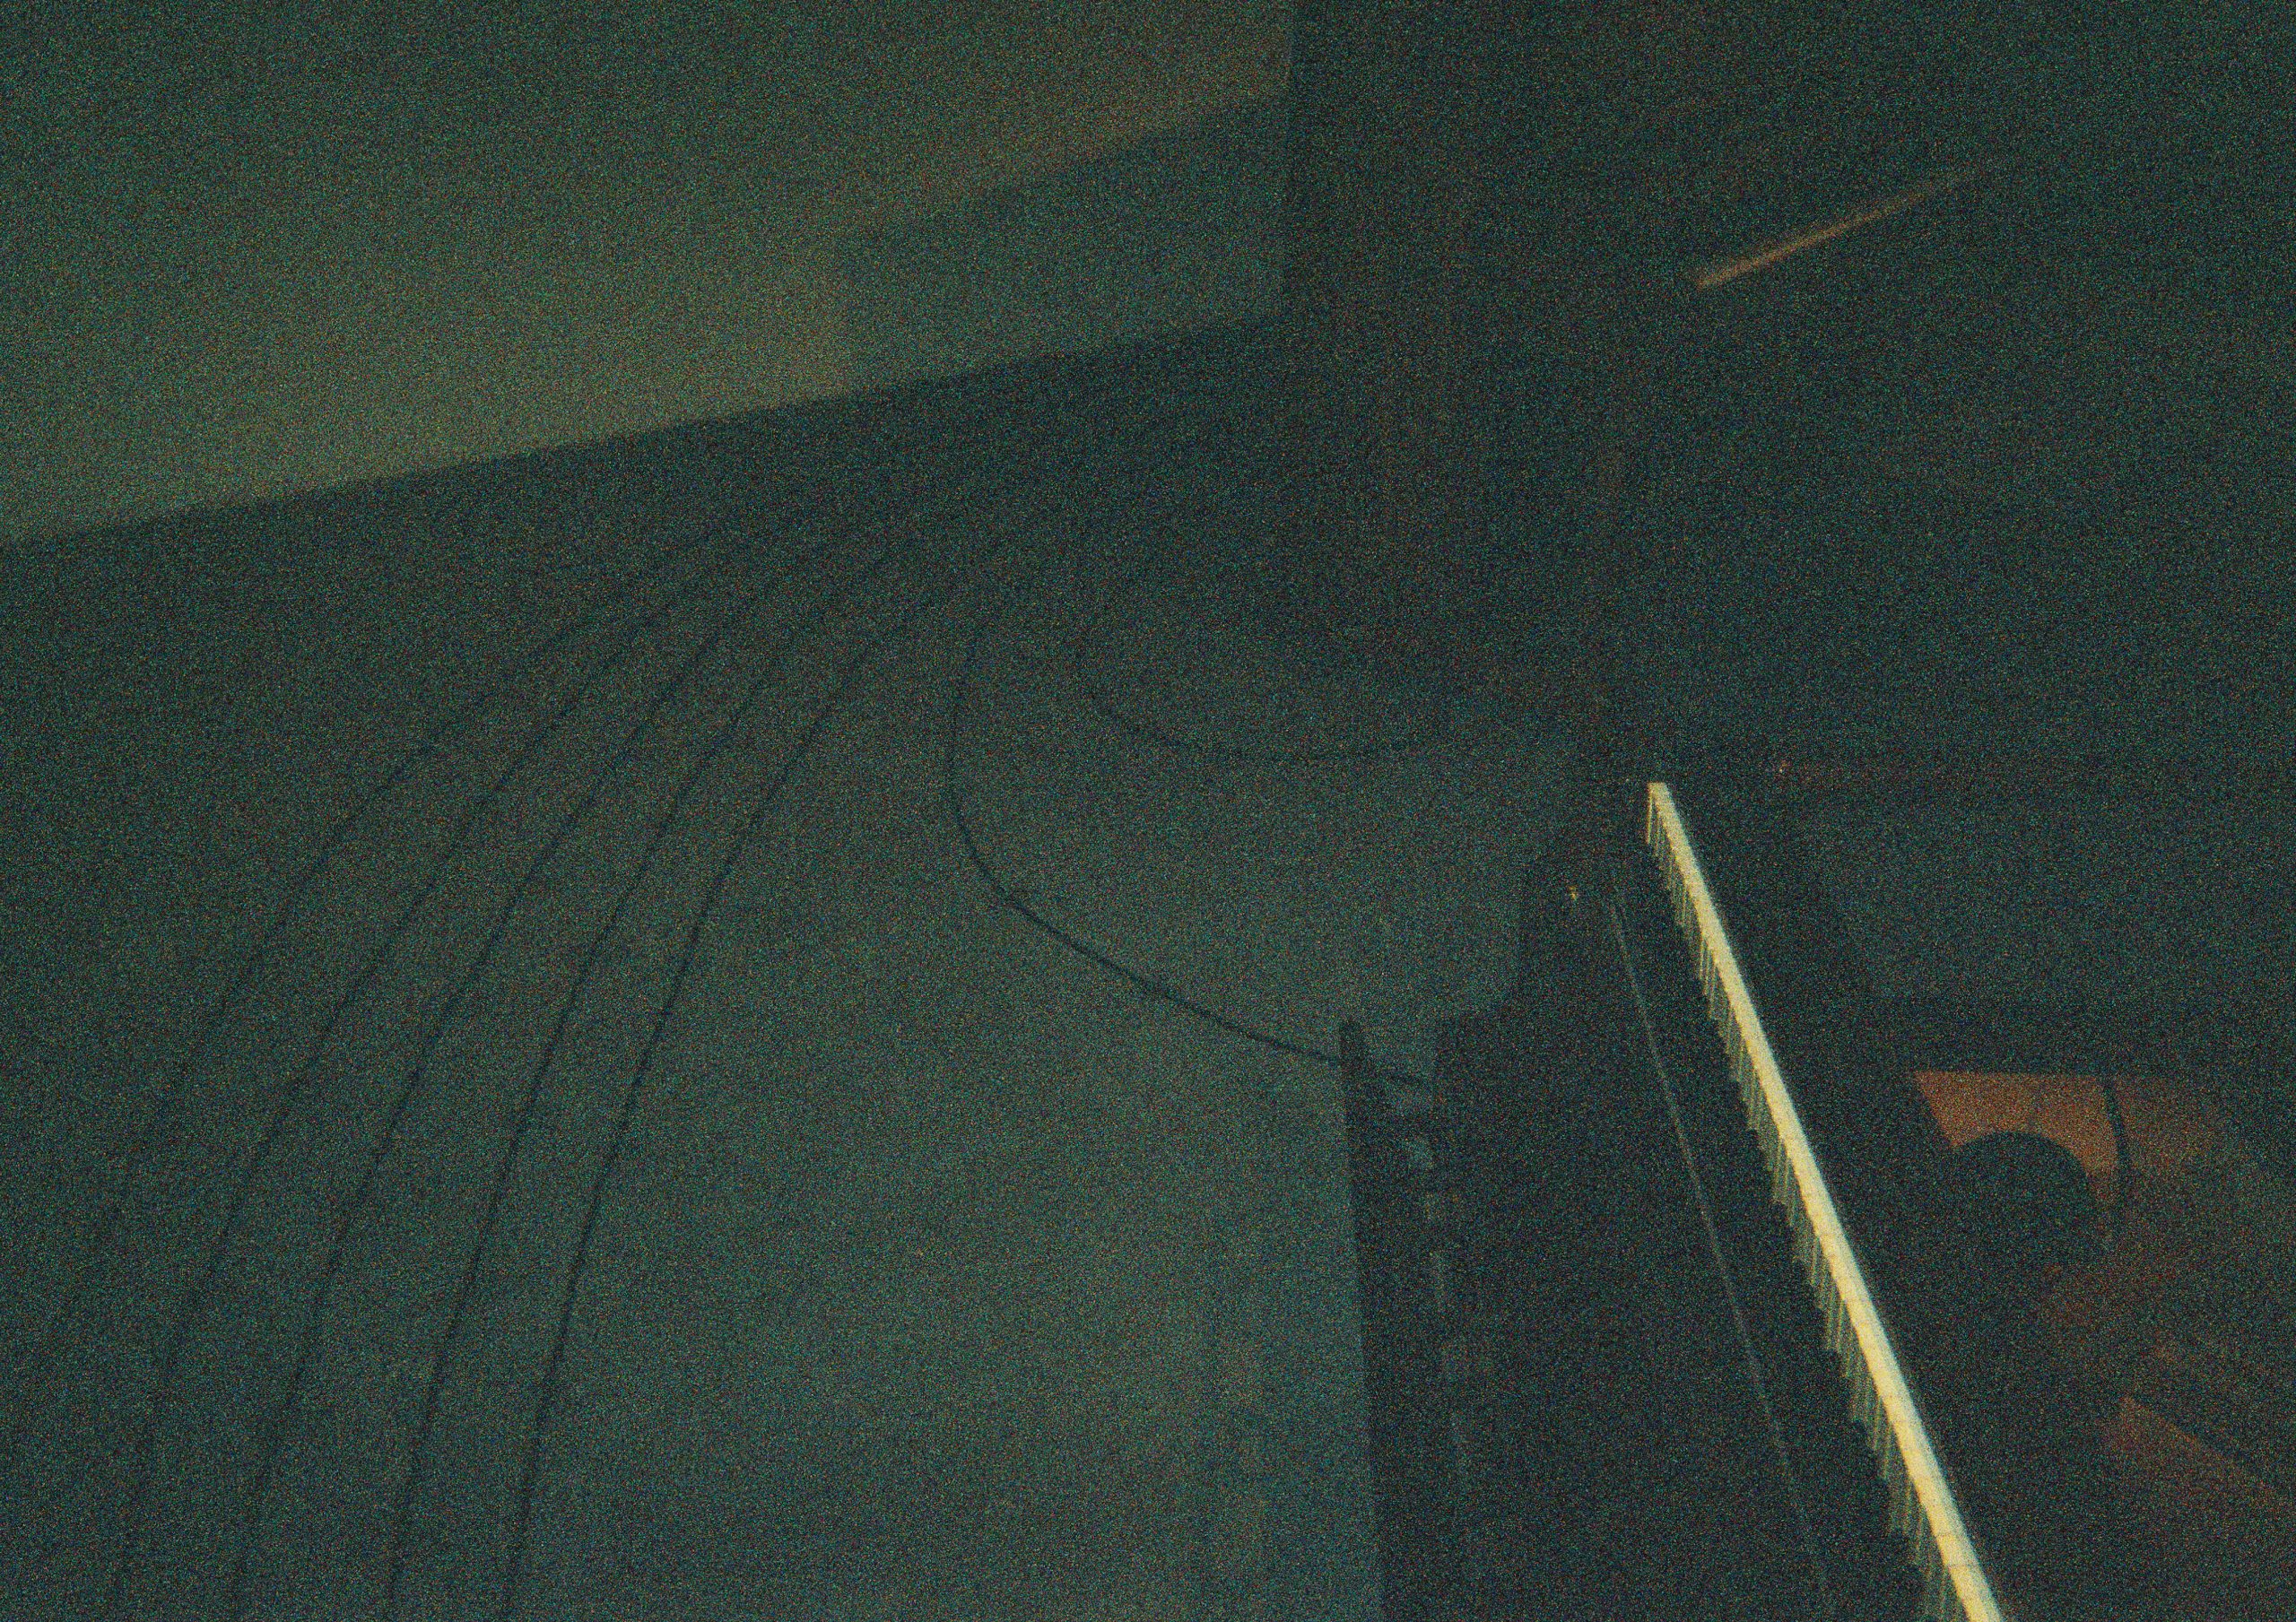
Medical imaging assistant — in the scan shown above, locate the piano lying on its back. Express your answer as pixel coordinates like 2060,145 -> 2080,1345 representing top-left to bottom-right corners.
1339,751 -> 2294,1621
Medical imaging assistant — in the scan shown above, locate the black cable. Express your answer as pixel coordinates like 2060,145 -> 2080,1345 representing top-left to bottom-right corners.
88,426 -> 943,1612
1068,561 -> 1448,766
946,563 -> 1435,1096
0,513 -> 732,1485
230,528 -> 908,1618
36,429 -> 952,1618
370,458 -> 1013,1619
494,518 -> 1025,1622
8,527 -> 759,1611
98,528 -> 804,1619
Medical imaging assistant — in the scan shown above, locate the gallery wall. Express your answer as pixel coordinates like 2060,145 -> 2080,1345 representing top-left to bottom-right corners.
2,3 -> 1289,553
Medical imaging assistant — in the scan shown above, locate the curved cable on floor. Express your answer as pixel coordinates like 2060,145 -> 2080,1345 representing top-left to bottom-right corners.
83,436 -> 952,1613
946,563 -> 1436,1096
6,525 -> 767,1609
362,469 -> 1013,1620
0,515 -> 734,1481
96,533 -> 812,1619
1069,561 -> 1447,766
227,544 -> 894,1618
491,524 -> 1026,1622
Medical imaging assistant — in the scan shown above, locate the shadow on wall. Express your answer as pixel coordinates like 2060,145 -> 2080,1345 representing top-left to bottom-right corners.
4,93 -> 1286,560
836,98 -> 1286,393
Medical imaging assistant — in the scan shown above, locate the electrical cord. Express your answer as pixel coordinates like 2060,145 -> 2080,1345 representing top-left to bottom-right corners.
312,509 -> 942,1619
1067,560 -> 1449,766
945,559 -> 1438,1096
0,513 -> 737,1485
109,523 -> 831,1621
491,532 -> 1006,1622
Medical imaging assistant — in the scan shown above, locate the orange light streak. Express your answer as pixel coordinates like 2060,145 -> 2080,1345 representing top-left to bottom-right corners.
1692,165 -> 1987,289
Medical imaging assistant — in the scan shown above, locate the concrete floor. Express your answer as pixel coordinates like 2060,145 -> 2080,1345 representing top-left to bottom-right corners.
0,323 -> 1563,1622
